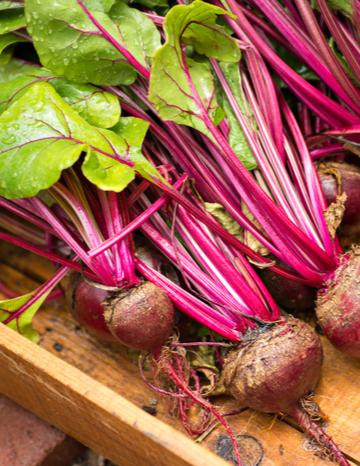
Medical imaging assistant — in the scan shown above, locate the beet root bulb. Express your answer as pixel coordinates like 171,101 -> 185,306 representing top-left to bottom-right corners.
105,281 -> 175,352
65,275 -> 175,351
316,247 -> 360,358
259,267 -> 316,314
222,318 -> 323,414
319,161 -> 360,247
222,318 -> 350,465
64,274 -> 118,343
319,161 -> 360,228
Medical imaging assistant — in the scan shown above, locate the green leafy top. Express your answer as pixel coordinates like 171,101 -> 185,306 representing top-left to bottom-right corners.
0,58 -> 35,82
149,0 -> 240,138
0,1 -> 25,34
24,0 -> 161,85
0,81 -> 161,199
0,289 -> 51,342
0,1 -> 25,10
163,0 -> 239,61
49,78 -> 121,128
0,0 -> 26,64
0,60 -> 121,127
0,33 -> 25,65
129,0 -> 168,10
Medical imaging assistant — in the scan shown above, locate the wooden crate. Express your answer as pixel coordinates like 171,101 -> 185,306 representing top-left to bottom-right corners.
0,244 -> 360,466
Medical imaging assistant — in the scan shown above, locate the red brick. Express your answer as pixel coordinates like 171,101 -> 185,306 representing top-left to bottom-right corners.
0,395 -> 85,466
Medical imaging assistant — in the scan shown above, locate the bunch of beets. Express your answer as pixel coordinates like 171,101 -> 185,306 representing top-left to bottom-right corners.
0,1 -> 359,464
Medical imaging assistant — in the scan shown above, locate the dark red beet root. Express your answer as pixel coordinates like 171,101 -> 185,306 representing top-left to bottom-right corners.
105,281 -> 175,352
319,162 -> 360,246
222,318 -> 350,465
316,247 -> 360,358
222,318 -> 323,413
64,275 -> 118,343
259,267 -> 316,314
65,274 -> 175,351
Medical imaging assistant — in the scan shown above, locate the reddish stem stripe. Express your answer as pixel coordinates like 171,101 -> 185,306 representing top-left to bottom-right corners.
77,0 -> 150,79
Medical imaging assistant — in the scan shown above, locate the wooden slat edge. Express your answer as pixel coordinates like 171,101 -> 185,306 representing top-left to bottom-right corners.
0,325 -> 227,466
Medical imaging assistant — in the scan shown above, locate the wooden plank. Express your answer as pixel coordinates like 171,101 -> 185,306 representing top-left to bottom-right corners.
0,243 -> 55,283
0,250 -> 359,465
0,262 -> 181,425
0,324 -> 228,466
314,339 -> 360,460
204,408 -> 350,466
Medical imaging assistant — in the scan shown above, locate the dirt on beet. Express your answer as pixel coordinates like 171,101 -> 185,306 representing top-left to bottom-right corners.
105,281 -> 175,352
222,318 -> 323,414
316,246 -> 360,357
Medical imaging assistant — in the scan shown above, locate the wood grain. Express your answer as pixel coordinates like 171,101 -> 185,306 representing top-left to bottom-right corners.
0,323 -> 231,466
0,246 -> 359,466
206,408 -> 338,466
310,340 -> 360,462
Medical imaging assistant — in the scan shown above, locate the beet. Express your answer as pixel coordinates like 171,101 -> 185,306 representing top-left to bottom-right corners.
105,281 -> 175,352
65,274 -> 175,351
135,239 -> 180,285
222,318 -> 322,413
222,318 -> 350,465
316,247 -> 360,358
319,161 -> 360,246
64,274 -> 118,343
259,267 -> 316,314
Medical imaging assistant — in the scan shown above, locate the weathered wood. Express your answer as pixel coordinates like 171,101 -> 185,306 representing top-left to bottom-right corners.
0,243 -> 55,283
0,262 -> 180,425
312,339 -> 360,461
0,324 -> 228,466
206,408 -> 342,466
0,248 -> 359,466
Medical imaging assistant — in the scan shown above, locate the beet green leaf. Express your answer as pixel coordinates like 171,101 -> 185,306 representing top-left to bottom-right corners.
0,2 -> 25,34
0,60 -> 121,128
149,0 -> 240,138
25,0 -> 161,85
0,290 -> 51,342
0,33 -> 26,64
0,81 -> 159,198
